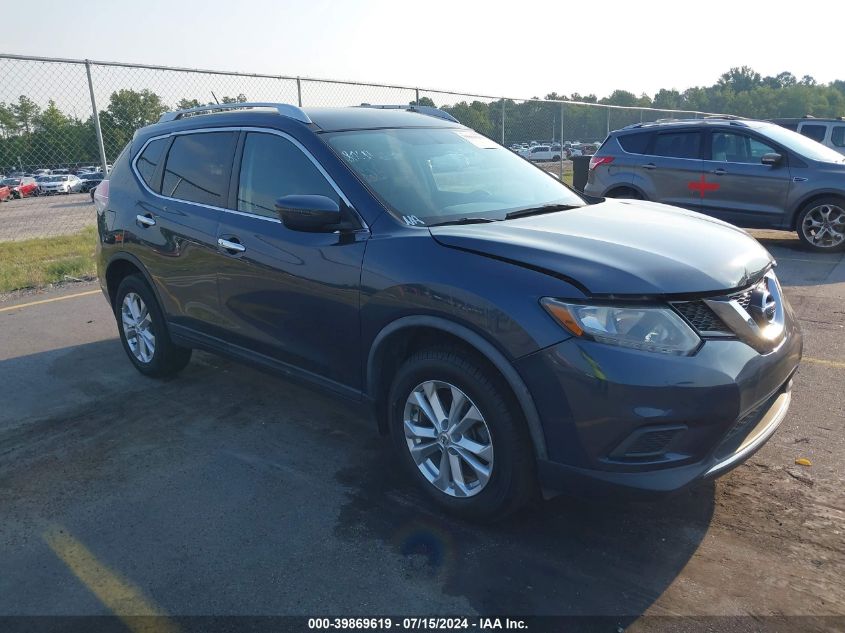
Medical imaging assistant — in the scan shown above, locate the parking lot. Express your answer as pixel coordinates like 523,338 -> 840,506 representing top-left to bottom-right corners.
0,231 -> 843,631
0,194 -> 95,242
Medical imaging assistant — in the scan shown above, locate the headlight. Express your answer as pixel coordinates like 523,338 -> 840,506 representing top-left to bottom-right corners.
541,298 -> 701,355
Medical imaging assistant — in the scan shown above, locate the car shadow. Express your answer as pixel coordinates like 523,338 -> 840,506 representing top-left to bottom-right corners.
0,338 -> 714,623
334,444 -> 714,622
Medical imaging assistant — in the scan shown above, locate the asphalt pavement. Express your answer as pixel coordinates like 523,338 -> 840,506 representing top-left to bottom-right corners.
0,231 -> 843,632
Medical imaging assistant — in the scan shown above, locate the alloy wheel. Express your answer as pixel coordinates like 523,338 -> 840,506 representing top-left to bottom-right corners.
121,292 -> 156,363
802,204 -> 845,249
402,380 -> 494,498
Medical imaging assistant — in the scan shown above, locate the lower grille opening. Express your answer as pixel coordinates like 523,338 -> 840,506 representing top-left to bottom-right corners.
609,424 -> 687,461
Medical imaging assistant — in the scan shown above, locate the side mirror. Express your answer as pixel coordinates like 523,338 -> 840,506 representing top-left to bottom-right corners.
276,194 -> 341,232
761,152 -> 783,166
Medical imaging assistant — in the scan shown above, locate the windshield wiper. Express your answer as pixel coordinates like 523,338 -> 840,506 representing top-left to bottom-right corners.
429,217 -> 499,227
504,203 -> 580,220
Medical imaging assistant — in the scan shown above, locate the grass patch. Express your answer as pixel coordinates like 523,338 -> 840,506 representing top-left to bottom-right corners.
0,226 -> 97,293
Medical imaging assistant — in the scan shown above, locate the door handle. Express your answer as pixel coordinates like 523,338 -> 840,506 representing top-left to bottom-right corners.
642,163 -> 657,170
136,214 -> 156,227
712,168 -> 727,175
218,237 -> 246,253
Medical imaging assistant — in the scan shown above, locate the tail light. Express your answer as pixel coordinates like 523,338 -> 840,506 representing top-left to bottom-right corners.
93,179 -> 109,212
589,156 -> 614,170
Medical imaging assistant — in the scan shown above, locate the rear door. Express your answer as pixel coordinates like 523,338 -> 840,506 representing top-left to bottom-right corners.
130,130 -> 237,335
699,129 -> 791,227
641,129 -> 703,210
213,129 -> 368,393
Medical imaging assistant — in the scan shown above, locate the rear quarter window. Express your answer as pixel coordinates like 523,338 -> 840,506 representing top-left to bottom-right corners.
617,133 -> 650,154
135,137 -> 169,192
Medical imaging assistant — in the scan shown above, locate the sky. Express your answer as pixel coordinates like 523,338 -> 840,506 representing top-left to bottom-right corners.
2,0 -> 842,101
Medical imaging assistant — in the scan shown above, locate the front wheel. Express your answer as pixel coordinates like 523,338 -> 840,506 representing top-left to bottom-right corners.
387,348 -> 536,521
797,198 -> 845,252
115,274 -> 192,378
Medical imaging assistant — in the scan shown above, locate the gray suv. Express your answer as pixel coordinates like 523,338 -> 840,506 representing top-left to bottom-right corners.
585,118 -> 845,251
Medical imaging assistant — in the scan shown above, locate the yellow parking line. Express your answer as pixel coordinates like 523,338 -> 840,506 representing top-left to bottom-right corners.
803,357 -> 845,369
44,527 -> 179,633
0,289 -> 100,313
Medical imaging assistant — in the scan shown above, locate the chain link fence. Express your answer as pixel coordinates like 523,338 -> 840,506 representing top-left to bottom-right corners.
0,53 -> 729,244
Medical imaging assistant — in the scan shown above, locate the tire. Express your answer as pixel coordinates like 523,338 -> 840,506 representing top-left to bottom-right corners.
796,197 -> 845,252
114,274 -> 192,378
387,347 -> 536,521
552,155 -> 561,161
607,187 -> 644,200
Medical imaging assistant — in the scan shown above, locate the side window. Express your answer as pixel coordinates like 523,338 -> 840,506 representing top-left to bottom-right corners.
831,126 -> 845,147
651,132 -> 701,159
135,137 -> 168,193
799,124 -> 827,143
161,132 -> 236,206
711,132 -> 776,163
237,132 -> 338,218
618,132 -> 650,154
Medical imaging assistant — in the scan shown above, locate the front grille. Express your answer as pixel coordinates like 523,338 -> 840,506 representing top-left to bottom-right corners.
673,301 -> 731,334
731,288 -> 753,311
673,285 -> 755,336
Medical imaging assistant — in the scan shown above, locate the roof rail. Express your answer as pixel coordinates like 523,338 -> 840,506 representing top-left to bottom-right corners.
356,103 -> 460,123
158,102 -> 311,124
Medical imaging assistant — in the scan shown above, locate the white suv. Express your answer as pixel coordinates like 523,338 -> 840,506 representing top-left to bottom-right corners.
771,117 -> 845,155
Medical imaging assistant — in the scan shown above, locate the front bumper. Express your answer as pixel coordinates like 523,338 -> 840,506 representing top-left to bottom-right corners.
516,322 -> 802,498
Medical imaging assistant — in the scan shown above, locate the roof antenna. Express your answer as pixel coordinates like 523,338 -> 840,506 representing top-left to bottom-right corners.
211,91 -> 220,105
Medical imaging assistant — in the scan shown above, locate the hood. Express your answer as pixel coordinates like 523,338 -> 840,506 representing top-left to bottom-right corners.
429,199 -> 773,296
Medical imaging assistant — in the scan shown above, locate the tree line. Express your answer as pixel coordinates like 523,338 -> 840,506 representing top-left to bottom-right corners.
2,66 -> 844,171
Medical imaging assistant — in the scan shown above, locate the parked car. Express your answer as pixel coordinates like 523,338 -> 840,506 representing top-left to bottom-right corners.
35,175 -> 51,194
78,172 -> 104,193
770,117 -> 845,156
39,174 -> 83,194
523,145 -> 561,162
96,102 -> 801,520
1,176 -> 38,198
585,118 -> 845,251
0,184 -> 11,202
33,168 -> 51,176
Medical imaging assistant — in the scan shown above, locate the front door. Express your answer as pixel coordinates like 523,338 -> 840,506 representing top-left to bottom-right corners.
699,130 -> 792,228
214,130 -> 368,393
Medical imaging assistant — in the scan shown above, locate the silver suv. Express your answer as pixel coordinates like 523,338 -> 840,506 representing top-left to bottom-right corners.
585,118 -> 845,251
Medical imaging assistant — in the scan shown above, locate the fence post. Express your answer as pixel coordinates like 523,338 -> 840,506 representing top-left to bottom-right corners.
415,88 -> 420,105
297,77 -> 303,107
606,108 -> 610,136
85,60 -> 109,175
501,99 -> 505,145
559,103 -> 564,180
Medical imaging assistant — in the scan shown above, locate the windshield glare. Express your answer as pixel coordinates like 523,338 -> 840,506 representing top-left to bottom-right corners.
751,122 -> 845,163
325,127 -> 584,225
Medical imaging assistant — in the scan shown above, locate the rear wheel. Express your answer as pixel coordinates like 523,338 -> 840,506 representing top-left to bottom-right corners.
387,348 -> 536,521
115,274 -> 192,378
796,197 -> 845,252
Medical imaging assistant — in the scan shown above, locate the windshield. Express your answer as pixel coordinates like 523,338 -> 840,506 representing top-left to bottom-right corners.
324,127 -> 584,225
751,121 -> 845,163
1,178 -> 20,186
46,175 -> 69,182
